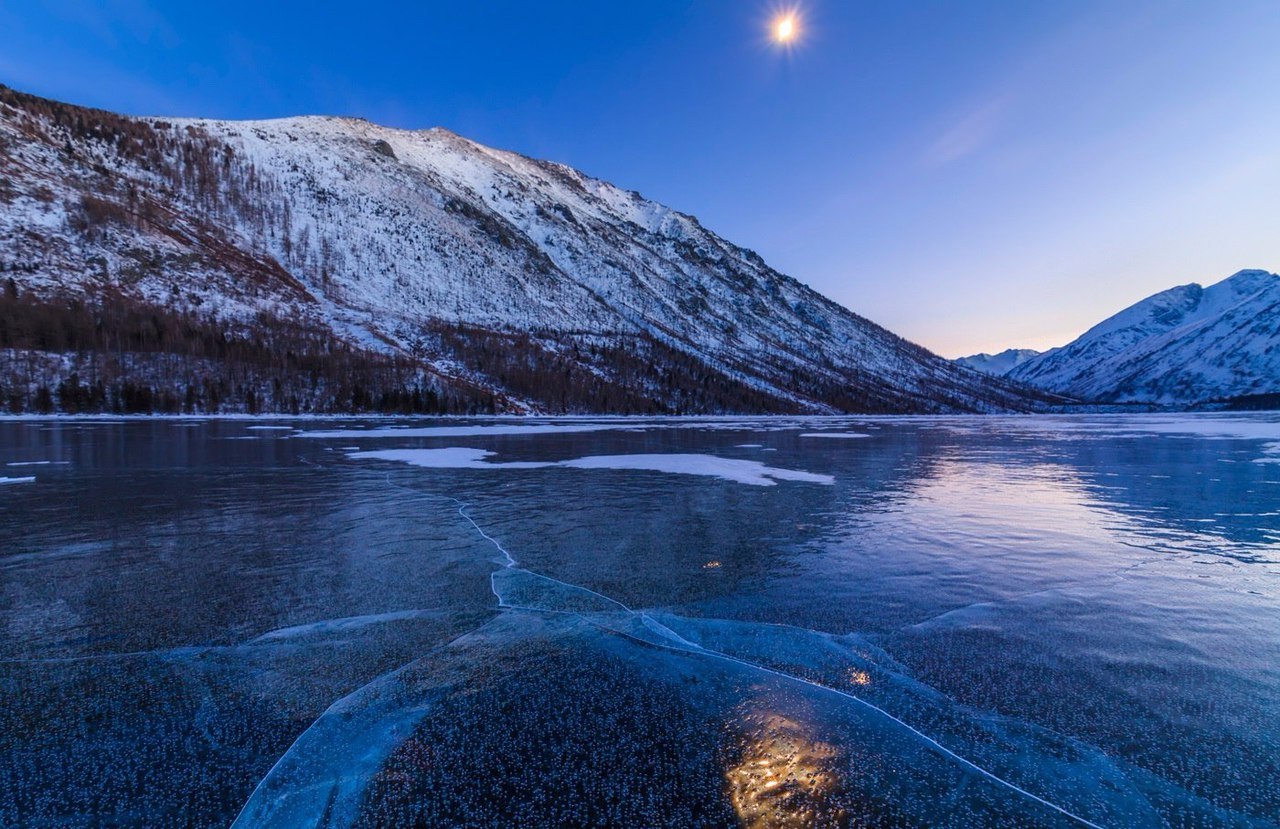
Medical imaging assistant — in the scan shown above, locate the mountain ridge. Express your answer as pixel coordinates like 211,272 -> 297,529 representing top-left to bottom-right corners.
0,85 -> 1056,415
1007,269 -> 1280,404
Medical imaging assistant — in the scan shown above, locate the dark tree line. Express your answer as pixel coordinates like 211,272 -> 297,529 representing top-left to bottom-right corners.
0,286 -> 495,415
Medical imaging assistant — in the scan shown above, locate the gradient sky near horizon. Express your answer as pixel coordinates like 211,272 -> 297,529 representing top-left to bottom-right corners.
2,1 -> 1277,357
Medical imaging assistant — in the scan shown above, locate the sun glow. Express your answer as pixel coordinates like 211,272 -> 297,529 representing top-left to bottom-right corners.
774,14 -> 797,43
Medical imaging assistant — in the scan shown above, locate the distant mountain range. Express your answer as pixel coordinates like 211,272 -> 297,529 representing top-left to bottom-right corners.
955,349 -> 1041,377
0,85 -> 1053,415
958,269 -> 1280,405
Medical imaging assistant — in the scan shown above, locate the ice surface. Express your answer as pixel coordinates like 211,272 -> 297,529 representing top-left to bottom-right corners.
3,416 -> 1278,827
231,599 -> 1120,828
977,413 -> 1280,442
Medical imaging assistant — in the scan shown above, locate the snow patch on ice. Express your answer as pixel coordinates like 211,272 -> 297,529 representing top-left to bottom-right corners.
350,447 -> 548,470
560,454 -> 833,486
297,423 -> 621,439
0,477 -> 35,485
349,448 -> 832,486
800,432 -> 872,439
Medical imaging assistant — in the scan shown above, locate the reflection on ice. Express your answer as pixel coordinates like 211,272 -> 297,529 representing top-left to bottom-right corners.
726,710 -> 839,829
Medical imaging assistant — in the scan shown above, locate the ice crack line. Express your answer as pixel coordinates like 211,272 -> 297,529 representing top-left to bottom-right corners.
453,501 -> 517,569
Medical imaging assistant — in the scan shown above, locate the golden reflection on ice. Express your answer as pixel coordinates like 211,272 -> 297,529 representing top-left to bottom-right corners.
726,710 -> 839,828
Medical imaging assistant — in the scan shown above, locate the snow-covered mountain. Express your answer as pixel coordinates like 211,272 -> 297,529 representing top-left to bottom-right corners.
1009,270 -> 1280,404
955,348 -> 1040,376
0,85 -> 1052,414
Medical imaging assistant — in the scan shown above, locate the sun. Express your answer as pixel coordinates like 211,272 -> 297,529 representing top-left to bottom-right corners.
775,16 -> 796,42
772,12 -> 799,44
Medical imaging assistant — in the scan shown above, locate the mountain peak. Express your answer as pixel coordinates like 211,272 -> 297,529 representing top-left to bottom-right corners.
955,349 -> 1041,376
1223,268 -> 1275,280
1214,268 -> 1277,294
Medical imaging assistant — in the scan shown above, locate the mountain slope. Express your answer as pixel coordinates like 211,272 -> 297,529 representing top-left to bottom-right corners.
955,349 -> 1040,376
0,85 -> 1053,414
1009,270 -> 1280,403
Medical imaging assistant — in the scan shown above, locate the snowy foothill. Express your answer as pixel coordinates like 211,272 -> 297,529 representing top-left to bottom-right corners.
347,448 -> 833,486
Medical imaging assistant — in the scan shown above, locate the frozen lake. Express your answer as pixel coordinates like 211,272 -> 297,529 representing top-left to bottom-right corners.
1,414 -> 1278,827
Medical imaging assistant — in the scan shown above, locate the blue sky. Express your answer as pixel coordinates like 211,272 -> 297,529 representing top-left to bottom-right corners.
2,0 -> 1277,356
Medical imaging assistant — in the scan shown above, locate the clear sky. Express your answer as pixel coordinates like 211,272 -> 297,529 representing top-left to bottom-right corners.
2,0 -> 1277,357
